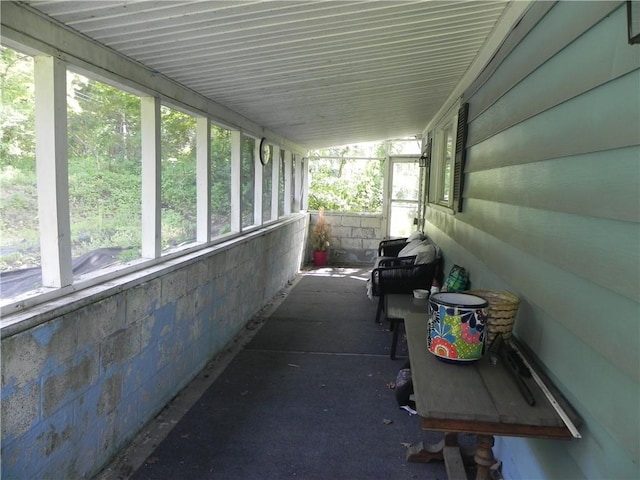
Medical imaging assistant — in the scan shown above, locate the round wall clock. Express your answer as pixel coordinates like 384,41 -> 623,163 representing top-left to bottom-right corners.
259,137 -> 271,165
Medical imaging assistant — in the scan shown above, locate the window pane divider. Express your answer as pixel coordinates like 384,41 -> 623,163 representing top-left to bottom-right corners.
293,156 -> 302,212
196,116 -> 211,242
35,55 -> 72,288
230,130 -> 241,233
271,145 -> 280,220
254,139 -> 263,226
283,150 -> 292,216
141,96 -> 161,258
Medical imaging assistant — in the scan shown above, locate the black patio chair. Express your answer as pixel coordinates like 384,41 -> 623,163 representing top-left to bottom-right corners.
377,237 -> 411,257
371,256 -> 440,324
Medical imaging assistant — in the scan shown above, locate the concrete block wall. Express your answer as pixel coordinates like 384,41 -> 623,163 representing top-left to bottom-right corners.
1,215 -> 308,480
307,212 -> 383,265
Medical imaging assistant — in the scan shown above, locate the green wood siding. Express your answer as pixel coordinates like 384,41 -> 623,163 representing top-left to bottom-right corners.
426,3 -> 640,478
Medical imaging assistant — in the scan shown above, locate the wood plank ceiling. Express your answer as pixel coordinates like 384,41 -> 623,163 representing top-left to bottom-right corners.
22,0 -> 510,149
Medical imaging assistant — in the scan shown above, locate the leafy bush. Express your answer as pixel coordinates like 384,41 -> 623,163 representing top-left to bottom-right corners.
308,155 -> 383,212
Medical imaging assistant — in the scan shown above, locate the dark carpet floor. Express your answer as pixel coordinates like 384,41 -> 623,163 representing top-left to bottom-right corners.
129,267 -> 467,480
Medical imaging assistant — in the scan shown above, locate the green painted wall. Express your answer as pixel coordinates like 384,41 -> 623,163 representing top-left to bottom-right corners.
425,3 -> 640,478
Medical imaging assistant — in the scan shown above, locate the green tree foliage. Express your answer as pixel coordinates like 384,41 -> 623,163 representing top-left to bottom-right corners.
68,74 -> 141,168
308,143 -> 384,213
66,73 -> 143,257
0,47 -> 39,270
0,44 -> 405,275
240,135 -> 255,227
0,47 -> 35,170
160,106 -> 197,247
210,125 -> 232,235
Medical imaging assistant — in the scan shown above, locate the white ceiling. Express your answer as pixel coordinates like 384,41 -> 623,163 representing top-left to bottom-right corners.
22,0 -> 513,149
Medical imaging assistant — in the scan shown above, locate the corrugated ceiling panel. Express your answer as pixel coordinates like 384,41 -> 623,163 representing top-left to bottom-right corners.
23,0 -> 510,149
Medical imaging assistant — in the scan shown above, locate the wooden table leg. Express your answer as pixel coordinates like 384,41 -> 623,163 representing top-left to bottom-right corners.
406,432 -> 458,463
406,432 -> 476,462
473,434 -> 495,480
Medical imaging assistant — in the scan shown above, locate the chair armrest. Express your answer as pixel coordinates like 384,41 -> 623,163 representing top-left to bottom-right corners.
377,256 -> 416,268
378,238 -> 408,257
371,261 -> 438,296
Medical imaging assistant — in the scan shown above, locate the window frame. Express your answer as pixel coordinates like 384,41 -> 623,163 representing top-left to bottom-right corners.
427,100 -> 469,214
0,42 -> 305,315
428,103 -> 460,213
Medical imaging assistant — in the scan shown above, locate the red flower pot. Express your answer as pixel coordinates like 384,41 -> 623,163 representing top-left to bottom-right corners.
313,250 -> 328,267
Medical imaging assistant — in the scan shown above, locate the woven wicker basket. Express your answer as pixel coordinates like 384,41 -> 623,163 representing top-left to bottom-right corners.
466,290 -> 520,343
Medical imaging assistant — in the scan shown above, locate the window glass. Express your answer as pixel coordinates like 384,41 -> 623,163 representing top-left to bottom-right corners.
391,162 -> 420,200
308,157 -> 383,213
67,71 -> 142,271
0,47 -> 40,299
440,124 -> 454,203
160,106 -> 196,252
262,144 -> 273,222
211,124 -> 231,237
389,202 -> 419,238
241,135 -> 255,228
389,160 -> 420,237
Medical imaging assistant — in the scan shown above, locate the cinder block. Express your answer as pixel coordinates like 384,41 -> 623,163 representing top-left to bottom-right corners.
1,406 -> 75,479
157,328 -> 186,370
126,279 -> 161,325
42,350 -> 99,416
137,313 -> 156,353
208,251 -> 227,279
195,282 -> 213,314
186,260 -> 209,292
151,303 -> 178,341
76,295 -> 126,347
350,227 -> 367,238
1,381 -> 40,439
100,328 -> 141,372
35,314 -> 78,363
224,248 -> 242,272
360,216 -> 383,228
122,342 -> 158,393
188,313 -> 205,344
95,409 -> 118,460
331,225 -> 351,238
341,238 -> 363,249
361,227 -> 377,239
114,391 -> 142,443
340,216 -> 361,227
2,330 -> 48,390
161,268 -> 189,306
363,239 -> 380,250
97,373 -> 123,416
2,314 -> 84,392
176,292 -> 195,324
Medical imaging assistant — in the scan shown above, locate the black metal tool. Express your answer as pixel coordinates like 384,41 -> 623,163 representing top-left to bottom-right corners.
489,334 -> 535,406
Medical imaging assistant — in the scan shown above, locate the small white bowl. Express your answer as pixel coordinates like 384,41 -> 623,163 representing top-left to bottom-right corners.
413,289 -> 429,299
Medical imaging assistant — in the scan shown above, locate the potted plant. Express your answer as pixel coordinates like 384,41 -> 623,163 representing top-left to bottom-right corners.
311,208 -> 331,266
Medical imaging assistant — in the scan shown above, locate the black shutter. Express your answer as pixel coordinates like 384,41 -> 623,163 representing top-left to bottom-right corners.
453,102 -> 469,212
423,136 -> 433,168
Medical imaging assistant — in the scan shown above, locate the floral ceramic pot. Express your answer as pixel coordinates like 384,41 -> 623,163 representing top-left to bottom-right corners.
427,292 -> 488,362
